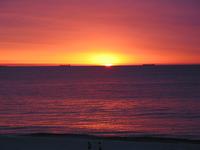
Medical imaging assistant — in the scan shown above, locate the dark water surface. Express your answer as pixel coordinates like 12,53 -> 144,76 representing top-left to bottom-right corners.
0,66 -> 200,139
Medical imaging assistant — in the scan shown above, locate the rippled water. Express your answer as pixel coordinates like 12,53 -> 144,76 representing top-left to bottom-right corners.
0,66 -> 200,139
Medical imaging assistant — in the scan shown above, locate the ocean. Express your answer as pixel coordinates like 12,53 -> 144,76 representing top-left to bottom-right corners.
0,65 -> 200,140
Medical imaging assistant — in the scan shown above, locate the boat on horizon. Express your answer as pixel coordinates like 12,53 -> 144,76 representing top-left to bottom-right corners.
142,64 -> 156,67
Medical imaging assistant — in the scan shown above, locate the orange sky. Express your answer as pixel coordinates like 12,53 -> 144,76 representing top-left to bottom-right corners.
0,0 -> 200,65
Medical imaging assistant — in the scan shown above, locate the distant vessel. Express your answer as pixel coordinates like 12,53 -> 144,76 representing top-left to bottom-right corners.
59,65 -> 71,71
142,64 -> 156,67
59,64 -> 71,67
0,65 -> 9,68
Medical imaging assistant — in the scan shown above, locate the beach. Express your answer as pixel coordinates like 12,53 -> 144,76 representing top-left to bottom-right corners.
0,134 -> 200,150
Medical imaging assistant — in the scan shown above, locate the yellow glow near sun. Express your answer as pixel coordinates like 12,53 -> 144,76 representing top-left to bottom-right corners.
89,53 -> 122,66
105,63 -> 113,67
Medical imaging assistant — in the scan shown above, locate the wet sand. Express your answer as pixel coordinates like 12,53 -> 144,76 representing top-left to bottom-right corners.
0,134 -> 200,150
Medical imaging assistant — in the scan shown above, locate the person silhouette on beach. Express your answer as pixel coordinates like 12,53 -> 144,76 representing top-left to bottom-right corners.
98,142 -> 102,150
88,141 -> 92,150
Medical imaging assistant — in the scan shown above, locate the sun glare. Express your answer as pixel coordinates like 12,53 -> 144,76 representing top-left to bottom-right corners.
105,63 -> 113,67
89,53 -> 122,66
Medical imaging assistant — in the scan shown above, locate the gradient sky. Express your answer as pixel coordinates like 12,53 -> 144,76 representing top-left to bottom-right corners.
0,0 -> 200,65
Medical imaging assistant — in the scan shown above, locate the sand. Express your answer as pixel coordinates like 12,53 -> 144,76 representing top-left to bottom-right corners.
0,134 -> 200,150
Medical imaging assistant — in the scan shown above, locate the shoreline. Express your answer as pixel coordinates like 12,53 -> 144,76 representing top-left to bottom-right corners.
1,133 -> 200,150
1,133 -> 200,144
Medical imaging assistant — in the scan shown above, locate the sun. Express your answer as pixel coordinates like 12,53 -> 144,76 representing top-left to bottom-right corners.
89,53 -> 121,66
105,63 -> 113,67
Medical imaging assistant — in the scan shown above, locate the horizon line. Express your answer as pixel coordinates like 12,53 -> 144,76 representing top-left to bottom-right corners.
1,63 -> 200,67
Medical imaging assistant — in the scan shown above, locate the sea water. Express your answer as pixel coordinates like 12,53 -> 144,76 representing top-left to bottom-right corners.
0,65 -> 200,140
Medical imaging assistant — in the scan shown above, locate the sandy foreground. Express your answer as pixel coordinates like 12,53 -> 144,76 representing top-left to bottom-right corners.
0,134 -> 200,150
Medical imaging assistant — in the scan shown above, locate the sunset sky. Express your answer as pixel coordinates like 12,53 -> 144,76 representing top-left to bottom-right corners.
0,0 -> 199,65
